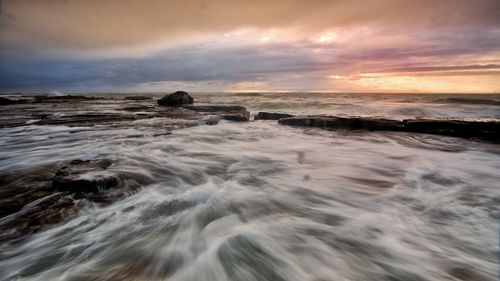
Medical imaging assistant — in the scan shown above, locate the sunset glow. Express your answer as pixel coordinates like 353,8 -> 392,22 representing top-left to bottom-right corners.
0,0 -> 499,93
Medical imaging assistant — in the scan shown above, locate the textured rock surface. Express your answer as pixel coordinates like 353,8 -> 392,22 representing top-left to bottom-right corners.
255,112 -> 295,120
0,94 -> 252,128
278,116 -> 500,141
183,105 -> 250,122
53,159 -> 124,193
0,97 -> 27,106
0,159 -> 154,244
157,91 -> 194,106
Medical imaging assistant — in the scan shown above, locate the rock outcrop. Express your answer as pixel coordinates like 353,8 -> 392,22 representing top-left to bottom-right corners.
0,159 -> 154,244
157,91 -> 194,106
33,95 -> 98,103
53,159 -> 126,193
402,119 -> 500,140
255,112 -> 295,120
279,116 -> 404,131
278,116 -> 500,141
0,97 -> 27,106
182,105 -> 250,121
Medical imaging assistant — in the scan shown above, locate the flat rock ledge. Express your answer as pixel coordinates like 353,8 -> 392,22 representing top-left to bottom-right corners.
0,93 -> 252,128
255,112 -> 295,120
182,105 -> 250,122
0,159 -> 153,245
277,115 -> 500,141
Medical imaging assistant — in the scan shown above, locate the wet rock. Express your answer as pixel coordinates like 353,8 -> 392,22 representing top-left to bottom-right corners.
33,95 -> 98,103
221,112 -> 250,122
278,116 -> 500,141
0,193 -> 78,243
402,119 -> 500,140
204,115 -> 220,125
255,112 -> 295,120
121,105 -> 154,111
279,116 -> 404,131
123,96 -> 152,100
0,93 -> 251,129
182,105 -> 246,113
53,159 -> 126,193
157,91 -> 194,106
0,164 -> 60,218
0,97 -> 15,105
34,112 -> 138,126
0,158 -> 155,244
183,105 -> 250,121
0,97 -> 27,105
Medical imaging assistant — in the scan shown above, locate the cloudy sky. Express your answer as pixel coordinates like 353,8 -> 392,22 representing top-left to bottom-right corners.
1,0 -> 500,93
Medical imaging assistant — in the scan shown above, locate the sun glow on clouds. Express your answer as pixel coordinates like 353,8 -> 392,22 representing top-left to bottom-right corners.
221,28 -> 297,44
351,73 -> 500,93
1,0 -> 500,93
315,32 -> 338,44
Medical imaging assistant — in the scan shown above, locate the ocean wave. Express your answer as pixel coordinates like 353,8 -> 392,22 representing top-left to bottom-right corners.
436,97 -> 500,106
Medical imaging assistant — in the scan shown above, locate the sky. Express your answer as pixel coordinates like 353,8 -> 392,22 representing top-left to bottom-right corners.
1,0 -> 500,93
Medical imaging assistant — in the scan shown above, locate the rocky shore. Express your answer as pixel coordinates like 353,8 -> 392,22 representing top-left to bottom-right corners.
0,91 -> 252,245
0,91 -> 499,246
274,115 -> 500,142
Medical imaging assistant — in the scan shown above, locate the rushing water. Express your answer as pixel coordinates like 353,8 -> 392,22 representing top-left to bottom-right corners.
0,93 -> 499,281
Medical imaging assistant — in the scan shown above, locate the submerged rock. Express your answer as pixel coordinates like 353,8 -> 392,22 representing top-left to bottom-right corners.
255,112 -> 295,120
157,91 -> 194,106
0,164 -> 58,218
0,193 -> 78,243
204,115 -> 221,125
278,116 -> 500,141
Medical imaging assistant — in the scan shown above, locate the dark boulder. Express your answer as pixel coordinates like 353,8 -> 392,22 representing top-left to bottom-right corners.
255,112 -> 295,120
157,91 -> 194,106
0,97 -> 15,105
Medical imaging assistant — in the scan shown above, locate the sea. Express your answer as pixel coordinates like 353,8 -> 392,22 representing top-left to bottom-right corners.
0,92 -> 499,281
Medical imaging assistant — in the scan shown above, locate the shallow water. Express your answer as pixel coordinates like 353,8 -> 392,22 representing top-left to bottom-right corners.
0,93 -> 499,281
